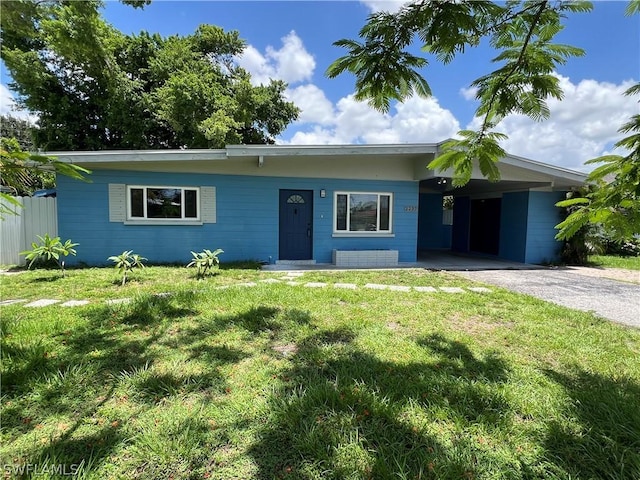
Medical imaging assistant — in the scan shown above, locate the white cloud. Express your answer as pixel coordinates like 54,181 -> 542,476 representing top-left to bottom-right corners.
266,32 -> 315,84
333,95 -> 392,142
286,84 -> 335,125
287,126 -> 346,145
459,86 -> 478,101
361,0 -> 409,13
235,45 -> 274,85
236,31 -> 315,86
0,84 -> 37,123
282,92 -> 461,145
389,96 -> 461,142
464,74 -> 637,171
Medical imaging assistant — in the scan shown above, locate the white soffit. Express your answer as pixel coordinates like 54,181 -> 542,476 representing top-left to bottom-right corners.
46,144 -> 587,187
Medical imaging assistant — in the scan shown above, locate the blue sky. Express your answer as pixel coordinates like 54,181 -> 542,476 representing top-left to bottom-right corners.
2,1 -> 638,171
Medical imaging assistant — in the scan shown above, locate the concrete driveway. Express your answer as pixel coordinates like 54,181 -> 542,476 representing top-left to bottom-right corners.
455,268 -> 640,328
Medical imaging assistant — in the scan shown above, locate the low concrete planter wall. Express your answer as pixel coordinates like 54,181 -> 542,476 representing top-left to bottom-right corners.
332,249 -> 399,267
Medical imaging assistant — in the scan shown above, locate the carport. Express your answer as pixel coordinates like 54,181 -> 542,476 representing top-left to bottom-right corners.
416,152 -> 587,264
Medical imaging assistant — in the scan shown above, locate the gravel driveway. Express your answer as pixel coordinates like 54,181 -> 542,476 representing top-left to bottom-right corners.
455,268 -> 640,328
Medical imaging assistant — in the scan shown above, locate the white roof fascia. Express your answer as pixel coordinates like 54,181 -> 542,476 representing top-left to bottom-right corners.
432,140 -> 587,185
225,143 -> 440,157
501,153 -> 588,183
44,149 -> 228,164
43,145 -> 587,188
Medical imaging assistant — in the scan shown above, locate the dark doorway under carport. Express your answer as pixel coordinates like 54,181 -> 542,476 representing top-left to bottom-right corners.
469,198 -> 501,255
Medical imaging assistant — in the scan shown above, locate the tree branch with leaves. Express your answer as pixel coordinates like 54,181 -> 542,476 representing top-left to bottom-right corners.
556,83 -> 640,243
327,0 -> 639,242
328,1 -> 592,184
0,138 -> 91,218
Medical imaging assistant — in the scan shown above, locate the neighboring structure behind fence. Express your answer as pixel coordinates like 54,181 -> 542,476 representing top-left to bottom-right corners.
0,196 -> 58,266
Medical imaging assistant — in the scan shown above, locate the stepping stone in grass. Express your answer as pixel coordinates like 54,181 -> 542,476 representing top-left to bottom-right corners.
61,300 -> 90,307
0,299 -> 28,306
414,286 -> 437,292
388,285 -> 411,292
439,287 -> 466,293
364,283 -> 389,290
304,282 -> 327,288
25,299 -> 61,307
260,278 -> 281,283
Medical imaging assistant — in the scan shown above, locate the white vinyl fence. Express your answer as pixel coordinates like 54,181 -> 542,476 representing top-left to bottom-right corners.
0,196 -> 58,266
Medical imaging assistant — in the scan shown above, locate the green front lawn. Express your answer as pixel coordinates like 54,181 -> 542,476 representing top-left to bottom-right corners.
588,254 -> 640,270
2,267 -> 639,479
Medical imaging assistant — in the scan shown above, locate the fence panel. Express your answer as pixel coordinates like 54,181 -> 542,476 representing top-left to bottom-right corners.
0,196 -> 58,266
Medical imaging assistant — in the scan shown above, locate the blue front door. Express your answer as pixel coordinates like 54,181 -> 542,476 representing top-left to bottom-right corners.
279,189 -> 313,260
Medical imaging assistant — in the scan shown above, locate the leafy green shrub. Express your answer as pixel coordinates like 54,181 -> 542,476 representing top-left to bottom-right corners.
108,250 -> 147,286
20,233 -> 78,277
592,229 -> 640,257
187,248 -> 224,278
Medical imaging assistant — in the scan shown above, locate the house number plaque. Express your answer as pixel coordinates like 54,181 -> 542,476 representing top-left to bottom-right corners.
404,206 -> 418,212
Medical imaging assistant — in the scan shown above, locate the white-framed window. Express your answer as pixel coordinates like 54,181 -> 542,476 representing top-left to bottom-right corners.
127,186 -> 200,221
334,191 -> 393,233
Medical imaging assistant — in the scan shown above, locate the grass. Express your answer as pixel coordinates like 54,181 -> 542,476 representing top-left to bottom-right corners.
588,254 -> 640,270
1,266 -> 639,479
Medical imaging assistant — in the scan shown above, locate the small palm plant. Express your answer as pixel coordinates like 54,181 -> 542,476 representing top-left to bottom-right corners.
187,248 -> 224,279
108,250 -> 147,286
20,233 -> 78,277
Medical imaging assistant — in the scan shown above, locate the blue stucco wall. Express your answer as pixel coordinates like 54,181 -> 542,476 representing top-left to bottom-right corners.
57,170 -> 419,265
417,193 -> 451,249
524,191 -> 566,264
449,191 -> 565,264
498,192 -> 529,262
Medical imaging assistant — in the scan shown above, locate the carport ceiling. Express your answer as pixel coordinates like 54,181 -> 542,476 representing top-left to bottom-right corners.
420,178 -> 552,196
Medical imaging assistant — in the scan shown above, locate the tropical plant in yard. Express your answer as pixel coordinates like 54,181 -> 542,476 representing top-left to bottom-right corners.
187,248 -> 224,278
20,233 -> 78,277
108,250 -> 147,286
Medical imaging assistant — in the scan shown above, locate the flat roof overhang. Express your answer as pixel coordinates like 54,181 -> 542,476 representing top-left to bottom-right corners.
46,144 -> 438,181
46,143 -> 587,188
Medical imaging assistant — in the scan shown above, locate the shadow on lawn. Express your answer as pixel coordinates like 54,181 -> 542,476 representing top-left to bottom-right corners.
248,331 -> 513,479
1,292 -> 250,473
541,367 -> 640,478
5,294 -> 640,478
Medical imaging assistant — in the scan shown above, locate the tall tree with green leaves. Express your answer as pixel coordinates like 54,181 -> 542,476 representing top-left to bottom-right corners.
1,0 -> 299,150
327,0 -> 639,241
0,115 -> 36,152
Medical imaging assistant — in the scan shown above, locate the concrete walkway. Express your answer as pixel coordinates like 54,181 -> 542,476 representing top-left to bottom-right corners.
4,260 -> 636,329
0,271 -> 493,309
263,251 -> 541,272
455,269 -> 640,328
265,255 -> 640,329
